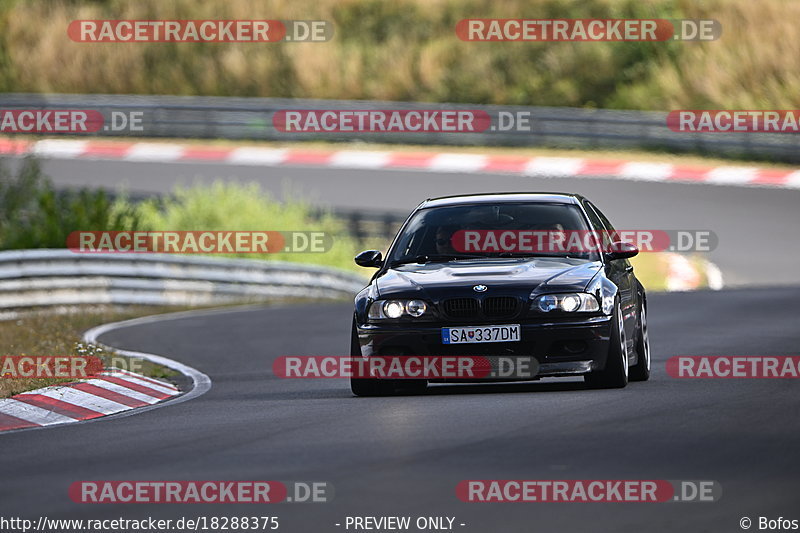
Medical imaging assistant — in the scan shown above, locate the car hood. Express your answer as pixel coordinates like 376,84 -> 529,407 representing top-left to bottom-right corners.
376,258 -> 602,298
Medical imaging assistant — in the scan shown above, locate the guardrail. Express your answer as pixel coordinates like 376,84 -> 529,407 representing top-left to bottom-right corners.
0,249 -> 366,309
1,93 -> 798,163
312,208 -> 406,242
88,190 -> 407,243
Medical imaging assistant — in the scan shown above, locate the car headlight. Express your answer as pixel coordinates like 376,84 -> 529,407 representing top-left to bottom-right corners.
368,299 -> 429,320
586,276 -> 614,315
384,300 -> 405,318
531,292 -> 600,313
406,300 -> 427,317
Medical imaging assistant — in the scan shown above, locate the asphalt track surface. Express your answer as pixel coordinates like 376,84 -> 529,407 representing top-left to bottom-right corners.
1,157 -> 799,532
2,289 -> 800,532
32,157 -> 800,286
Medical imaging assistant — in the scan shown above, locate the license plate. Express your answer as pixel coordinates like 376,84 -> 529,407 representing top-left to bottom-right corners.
441,324 -> 521,344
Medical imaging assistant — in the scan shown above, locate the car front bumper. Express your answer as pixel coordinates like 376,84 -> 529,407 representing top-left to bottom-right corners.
355,316 -> 613,381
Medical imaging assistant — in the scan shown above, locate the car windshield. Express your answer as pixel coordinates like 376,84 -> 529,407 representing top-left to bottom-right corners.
387,202 -> 600,265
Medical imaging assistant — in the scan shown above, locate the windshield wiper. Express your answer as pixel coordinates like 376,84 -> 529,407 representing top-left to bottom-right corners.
389,254 -> 486,267
489,252 -> 587,260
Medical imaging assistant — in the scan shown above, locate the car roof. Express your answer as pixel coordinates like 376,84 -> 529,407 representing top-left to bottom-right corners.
419,192 -> 584,209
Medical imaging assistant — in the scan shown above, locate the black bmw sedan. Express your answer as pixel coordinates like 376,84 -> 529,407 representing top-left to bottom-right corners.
350,193 -> 650,396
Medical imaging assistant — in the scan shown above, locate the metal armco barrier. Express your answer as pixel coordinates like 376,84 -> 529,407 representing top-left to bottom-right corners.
0,249 -> 366,309
1,93 -> 798,162
317,209 -> 406,242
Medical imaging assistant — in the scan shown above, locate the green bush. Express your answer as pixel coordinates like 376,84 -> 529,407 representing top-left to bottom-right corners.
136,181 -> 366,272
0,159 -> 371,274
0,158 -> 140,250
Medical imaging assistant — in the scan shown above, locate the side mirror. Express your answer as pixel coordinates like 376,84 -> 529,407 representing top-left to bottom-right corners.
604,241 -> 638,261
355,250 -> 383,268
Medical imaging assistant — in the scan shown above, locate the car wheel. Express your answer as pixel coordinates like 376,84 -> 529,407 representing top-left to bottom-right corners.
584,298 -> 629,389
629,303 -> 651,382
395,377 -> 428,394
349,318 -> 396,397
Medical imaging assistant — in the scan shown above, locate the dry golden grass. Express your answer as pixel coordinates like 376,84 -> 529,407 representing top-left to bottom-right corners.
616,0 -> 800,109
0,308 -> 177,398
0,0 -> 796,109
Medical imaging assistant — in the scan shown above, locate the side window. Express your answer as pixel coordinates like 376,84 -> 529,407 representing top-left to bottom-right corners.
580,201 -> 607,257
586,201 -> 621,242
586,202 -> 617,233
584,202 -> 627,265
582,201 -> 606,232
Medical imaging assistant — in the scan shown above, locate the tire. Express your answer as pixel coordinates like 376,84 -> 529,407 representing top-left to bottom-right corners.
349,318 -> 396,397
584,298 -> 629,389
629,303 -> 651,382
351,375 -> 396,396
395,378 -> 428,393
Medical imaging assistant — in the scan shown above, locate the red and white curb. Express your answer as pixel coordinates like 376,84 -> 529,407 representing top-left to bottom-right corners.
0,368 -> 179,432
2,138 -> 799,189
0,309 -> 215,434
665,253 -> 724,292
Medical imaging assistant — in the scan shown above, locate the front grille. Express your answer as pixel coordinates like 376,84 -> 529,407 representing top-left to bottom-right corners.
441,296 -> 521,320
483,296 -> 519,318
442,298 -> 479,319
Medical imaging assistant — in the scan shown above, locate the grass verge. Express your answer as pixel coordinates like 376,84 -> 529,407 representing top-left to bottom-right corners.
0,307 -> 180,399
